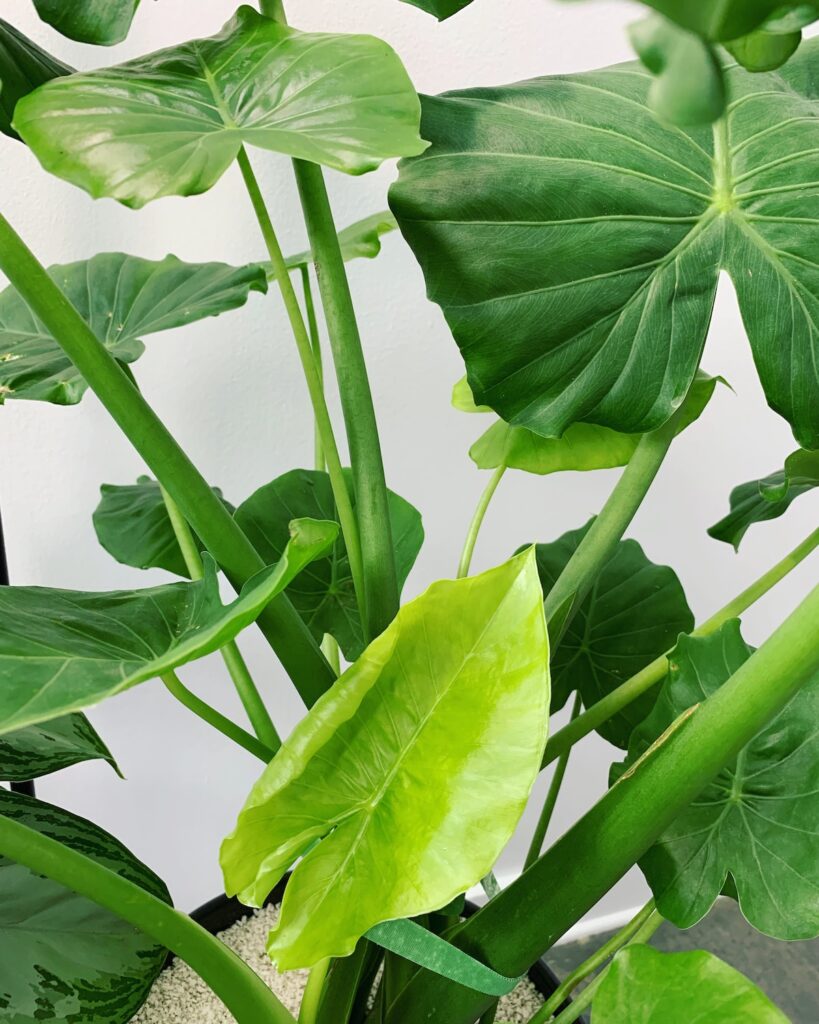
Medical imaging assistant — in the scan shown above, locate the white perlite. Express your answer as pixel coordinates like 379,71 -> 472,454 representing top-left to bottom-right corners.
131,904 -> 545,1023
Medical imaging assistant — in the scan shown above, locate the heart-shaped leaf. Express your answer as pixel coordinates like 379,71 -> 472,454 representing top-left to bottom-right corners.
613,622 -> 819,939
33,0 -> 141,46
0,788 -> 170,1024
0,518 -> 337,735
0,252 -> 267,405
531,522 -> 693,747
94,476 -> 234,578
15,6 -> 427,208
0,713 -> 118,781
235,469 -> 423,661
0,17 -> 71,140
390,41 -> 819,448
708,448 -> 819,549
221,548 -> 549,969
593,945 -> 789,1023
285,212 -> 397,271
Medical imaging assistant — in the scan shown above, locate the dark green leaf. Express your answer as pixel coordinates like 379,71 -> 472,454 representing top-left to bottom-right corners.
0,252 -> 267,405
390,41 -> 819,448
221,549 -> 549,969
0,788 -> 169,1024
531,522 -> 693,747
33,0 -> 141,46
726,28 -> 802,72
638,0 -> 794,41
0,519 -> 337,735
0,17 -> 71,140
614,622 -> 819,939
764,4 -> 819,32
0,713 -> 118,781
93,476 -> 234,578
234,469 -> 423,661
708,448 -> 819,549
593,945 -> 789,1022
399,0 -> 475,18
15,7 -> 427,208
284,212 -> 398,271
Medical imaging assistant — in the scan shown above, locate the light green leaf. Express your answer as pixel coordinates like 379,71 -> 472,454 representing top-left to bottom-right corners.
0,252 -> 267,405
614,622 -> 819,939
15,6 -> 427,208
93,476 -> 235,578
726,28 -> 803,72
0,16 -> 71,140
33,0 -> 141,46
451,375 -> 492,414
235,469 -> 423,661
284,212 -> 398,271
0,713 -> 118,782
708,448 -> 819,549
0,788 -> 169,1024
530,522 -> 693,747
0,518 -> 338,735
390,41 -> 819,448
593,945 -> 789,1023
221,548 -> 549,969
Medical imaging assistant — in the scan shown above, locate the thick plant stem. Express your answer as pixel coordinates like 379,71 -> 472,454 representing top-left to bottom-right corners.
542,524 -> 819,767
237,149 -> 368,637
524,694 -> 581,870
0,813 -> 296,1024
385,583 -> 819,1023
300,266 -> 326,473
457,466 -> 507,578
260,0 -> 286,20
162,672 -> 274,763
293,158 -> 399,639
299,958 -> 331,1024
0,211 -> 333,707
160,485 -> 281,751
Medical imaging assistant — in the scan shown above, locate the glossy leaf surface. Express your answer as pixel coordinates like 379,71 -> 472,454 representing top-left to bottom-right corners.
615,623 -> 819,939
0,713 -> 118,782
0,519 -> 337,735
0,17 -> 71,140
15,7 -> 427,207
593,945 -> 789,1023
708,448 -> 819,549
391,43 -> 819,448
532,522 -> 693,747
0,252 -> 267,404
221,549 -> 549,969
285,212 -> 397,271
33,0 -> 141,46
0,788 -> 169,1024
94,476 -> 234,578
235,469 -> 423,661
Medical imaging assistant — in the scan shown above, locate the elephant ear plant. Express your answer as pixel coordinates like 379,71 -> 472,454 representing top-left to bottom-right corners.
0,2 -> 817,1023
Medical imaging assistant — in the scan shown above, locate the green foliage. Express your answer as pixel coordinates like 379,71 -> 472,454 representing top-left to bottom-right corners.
0,17 -> 71,140
709,449 -> 819,549
726,27 -> 802,72
0,788 -> 169,1024
285,212 -> 398,271
0,519 -> 337,735
0,714 -> 118,782
235,469 -> 423,661
638,0 -> 803,41
0,252 -> 267,405
14,6 -> 427,208
221,549 -> 549,969
593,945 -> 789,1022
391,42 -> 819,448
33,0 -> 141,46
400,0 -> 475,18
615,623 -> 819,939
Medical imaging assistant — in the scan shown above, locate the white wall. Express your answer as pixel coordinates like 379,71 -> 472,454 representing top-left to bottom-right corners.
2,0 -> 817,926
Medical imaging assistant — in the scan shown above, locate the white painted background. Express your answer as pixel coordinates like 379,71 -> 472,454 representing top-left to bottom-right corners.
2,0 -> 817,929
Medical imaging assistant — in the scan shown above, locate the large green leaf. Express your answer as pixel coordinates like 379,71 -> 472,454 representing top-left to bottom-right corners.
33,0 -> 141,46
0,518 -> 337,735
390,42 -> 819,449
0,252 -> 267,405
614,622 -> 819,939
93,476 -> 234,578
0,789 -> 169,1024
531,522 -> 693,747
593,945 -> 789,1023
221,548 -> 549,969
0,713 -> 118,782
284,212 -> 397,271
0,17 -> 71,140
235,469 -> 423,661
15,6 -> 427,208
708,448 -> 819,549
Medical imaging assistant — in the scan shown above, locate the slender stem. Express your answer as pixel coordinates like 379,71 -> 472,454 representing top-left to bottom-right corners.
300,265 -> 326,474
0,813 -> 295,1023
0,211 -> 333,706
260,0 -> 286,20
542,524 -> 819,768
237,149 -> 368,638
162,672 -> 274,763
457,466 -> 507,579
524,694 -> 581,870
299,958 -> 331,1024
